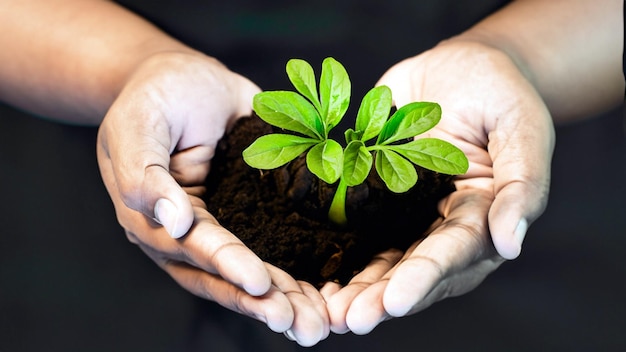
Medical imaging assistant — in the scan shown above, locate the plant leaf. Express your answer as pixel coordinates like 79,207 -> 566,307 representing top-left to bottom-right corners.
319,57 -> 351,129
306,139 -> 343,184
389,138 -> 469,175
356,85 -> 392,142
253,91 -> 323,139
286,58 -> 322,112
374,149 -> 418,193
344,128 -> 363,144
242,133 -> 317,169
342,140 -> 373,186
378,102 -> 441,144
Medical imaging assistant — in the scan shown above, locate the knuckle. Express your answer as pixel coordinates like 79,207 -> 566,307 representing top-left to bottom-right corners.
117,179 -> 144,211
124,230 -> 140,245
403,255 -> 447,280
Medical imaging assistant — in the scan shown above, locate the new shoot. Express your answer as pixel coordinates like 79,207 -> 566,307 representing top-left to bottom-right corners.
243,57 -> 468,226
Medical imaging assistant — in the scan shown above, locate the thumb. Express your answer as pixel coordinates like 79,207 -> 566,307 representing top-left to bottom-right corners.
489,186 -> 536,260
98,108 -> 194,239
148,166 -> 194,239
487,102 -> 555,260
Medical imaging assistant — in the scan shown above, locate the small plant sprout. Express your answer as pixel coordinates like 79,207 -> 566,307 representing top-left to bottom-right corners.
243,57 -> 469,226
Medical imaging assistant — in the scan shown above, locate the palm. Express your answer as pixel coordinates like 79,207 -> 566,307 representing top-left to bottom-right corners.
97,52 -> 329,346
322,41 -> 554,334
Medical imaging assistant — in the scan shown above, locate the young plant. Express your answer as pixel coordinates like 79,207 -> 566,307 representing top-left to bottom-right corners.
243,57 -> 468,226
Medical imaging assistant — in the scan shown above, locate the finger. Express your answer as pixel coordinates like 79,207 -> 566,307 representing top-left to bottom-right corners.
299,281 -> 330,328
97,108 -> 194,239
155,258 -> 294,333
229,74 -> 262,127
374,57 -> 420,107
169,146 -> 213,186
345,281 -> 389,335
319,281 -> 341,302
325,249 -> 402,334
487,93 -> 555,259
119,195 -> 272,297
287,283 -> 330,346
180,204 -> 272,296
382,189 -> 495,317
404,254 -> 503,318
267,265 -> 329,347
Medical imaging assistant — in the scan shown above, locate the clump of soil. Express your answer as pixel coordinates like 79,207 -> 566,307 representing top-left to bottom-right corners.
205,116 -> 455,287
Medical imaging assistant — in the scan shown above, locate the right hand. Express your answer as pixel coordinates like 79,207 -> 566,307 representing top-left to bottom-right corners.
96,52 -> 329,346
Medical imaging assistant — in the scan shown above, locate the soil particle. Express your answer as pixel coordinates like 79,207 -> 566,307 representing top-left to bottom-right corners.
205,115 -> 455,287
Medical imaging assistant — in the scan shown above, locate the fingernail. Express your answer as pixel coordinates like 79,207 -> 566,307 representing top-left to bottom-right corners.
514,218 -> 528,247
283,329 -> 296,341
154,198 -> 181,238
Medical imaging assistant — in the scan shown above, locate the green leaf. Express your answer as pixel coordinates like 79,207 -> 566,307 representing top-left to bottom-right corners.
342,140 -> 373,186
286,59 -> 322,112
378,102 -> 441,145
356,85 -> 392,142
306,139 -> 343,184
242,134 -> 317,169
253,91 -> 323,139
344,128 -> 363,144
374,149 -> 418,193
319,57 -> 351,129
389,138 -> 469,175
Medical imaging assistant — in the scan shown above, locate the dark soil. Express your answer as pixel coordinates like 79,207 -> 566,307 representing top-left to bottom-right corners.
204,116 -> 455,287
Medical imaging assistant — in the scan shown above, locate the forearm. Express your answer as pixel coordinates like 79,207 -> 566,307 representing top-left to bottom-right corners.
449,0 -> 624,123
0,0 -> 198,125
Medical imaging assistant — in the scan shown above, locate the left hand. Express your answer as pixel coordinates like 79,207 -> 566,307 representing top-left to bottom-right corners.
321,39 -> 555,334
322,186 -> 503,334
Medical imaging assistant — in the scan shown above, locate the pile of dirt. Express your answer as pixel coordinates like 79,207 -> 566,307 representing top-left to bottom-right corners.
204,116 -> 455,287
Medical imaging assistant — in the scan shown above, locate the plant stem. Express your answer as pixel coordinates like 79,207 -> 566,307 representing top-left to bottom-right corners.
328,177 -> 348,226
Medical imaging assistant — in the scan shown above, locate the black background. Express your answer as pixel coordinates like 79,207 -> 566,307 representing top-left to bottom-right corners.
1,1 -> 625,350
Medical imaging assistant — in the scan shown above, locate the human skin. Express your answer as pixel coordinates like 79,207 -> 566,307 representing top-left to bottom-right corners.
0,0 -> 623,346
321,0 -> 624,335
0,0 -> 328,346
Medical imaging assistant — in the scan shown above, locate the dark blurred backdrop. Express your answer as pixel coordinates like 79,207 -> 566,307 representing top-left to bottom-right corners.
1,1 -> 625,351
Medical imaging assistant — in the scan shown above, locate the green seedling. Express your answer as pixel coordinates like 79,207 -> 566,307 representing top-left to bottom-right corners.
243,57 -> 468,226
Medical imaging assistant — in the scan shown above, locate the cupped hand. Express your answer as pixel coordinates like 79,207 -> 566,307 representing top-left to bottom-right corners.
322,40 -> 555,334
96,52 -> 329,345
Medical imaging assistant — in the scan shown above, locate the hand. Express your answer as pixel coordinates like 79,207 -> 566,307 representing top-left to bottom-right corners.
322,40 -> 555,334
96,52 -> 329,345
